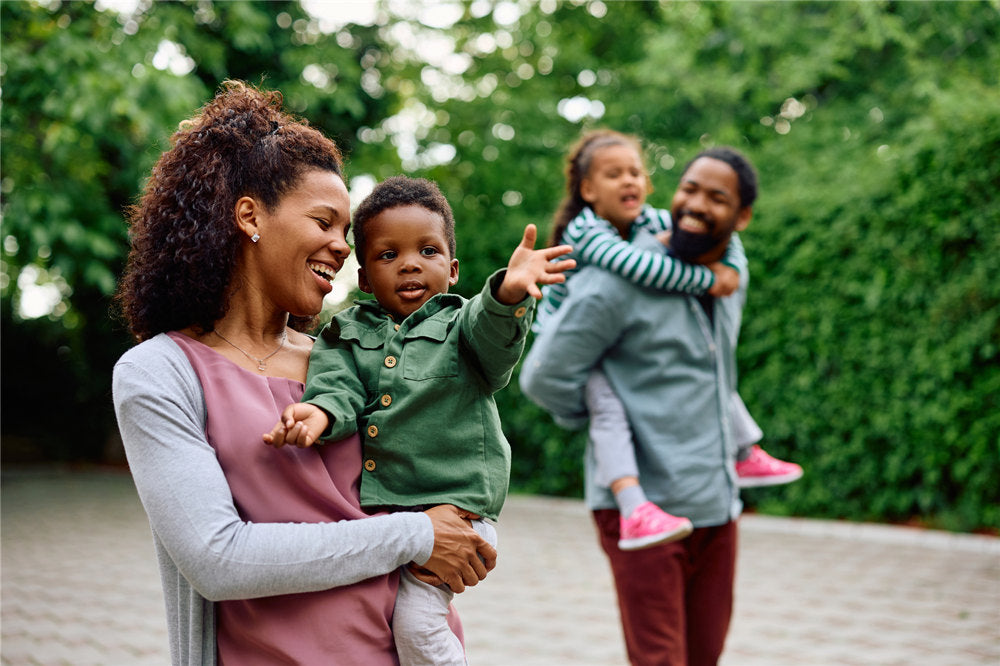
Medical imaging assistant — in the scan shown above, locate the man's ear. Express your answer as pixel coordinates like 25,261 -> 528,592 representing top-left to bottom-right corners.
734,206 -> 753,232
449,258 -> 460,286
357,266 -> 373,294
234,196 -> 261,240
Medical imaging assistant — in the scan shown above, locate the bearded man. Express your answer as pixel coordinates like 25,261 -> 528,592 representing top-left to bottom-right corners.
521,147 -> 759,666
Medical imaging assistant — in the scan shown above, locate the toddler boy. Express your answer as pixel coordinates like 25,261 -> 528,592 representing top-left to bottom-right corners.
265,175 -> 573,665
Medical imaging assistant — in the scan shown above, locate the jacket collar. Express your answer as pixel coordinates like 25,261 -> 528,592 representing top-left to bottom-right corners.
353,292 -> 465,329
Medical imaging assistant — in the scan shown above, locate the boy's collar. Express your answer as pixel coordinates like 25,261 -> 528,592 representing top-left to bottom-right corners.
355,292 -> 463,327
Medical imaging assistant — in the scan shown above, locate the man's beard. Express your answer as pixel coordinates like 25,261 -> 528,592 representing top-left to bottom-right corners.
669,215 -> 727,262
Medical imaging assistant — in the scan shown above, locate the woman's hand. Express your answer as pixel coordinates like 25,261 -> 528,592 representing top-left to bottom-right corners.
417,505 -> 497,593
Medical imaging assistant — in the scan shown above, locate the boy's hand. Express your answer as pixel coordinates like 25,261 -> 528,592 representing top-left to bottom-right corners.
655,230 -> 672,246
707,262 -> 740,297
263,402 -> 330,448
496,224 -> 576,305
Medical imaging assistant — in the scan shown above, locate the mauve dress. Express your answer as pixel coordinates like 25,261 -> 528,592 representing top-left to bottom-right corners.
169,332 -> 425,664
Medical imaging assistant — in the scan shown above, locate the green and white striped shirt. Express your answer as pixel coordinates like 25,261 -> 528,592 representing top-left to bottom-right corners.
536,205 -> 747,330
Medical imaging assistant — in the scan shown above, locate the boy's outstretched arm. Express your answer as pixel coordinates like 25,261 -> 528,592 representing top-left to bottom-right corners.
263,402 -> 330,448
496,224 -> 575,305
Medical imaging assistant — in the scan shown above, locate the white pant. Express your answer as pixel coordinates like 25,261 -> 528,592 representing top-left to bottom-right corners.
393,519 -> 498,666
586,369 -> 762,487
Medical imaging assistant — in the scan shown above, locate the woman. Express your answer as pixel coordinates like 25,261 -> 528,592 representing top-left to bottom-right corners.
112,80 -> 493,664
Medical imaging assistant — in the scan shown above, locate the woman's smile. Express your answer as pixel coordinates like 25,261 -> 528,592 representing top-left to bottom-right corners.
308,261 -> 338,294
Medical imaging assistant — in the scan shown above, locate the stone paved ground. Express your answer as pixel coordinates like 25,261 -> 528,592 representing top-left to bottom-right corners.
2,468 -> 998,665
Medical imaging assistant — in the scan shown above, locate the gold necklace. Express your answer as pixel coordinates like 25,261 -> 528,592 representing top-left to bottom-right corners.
214,329 -> 287,372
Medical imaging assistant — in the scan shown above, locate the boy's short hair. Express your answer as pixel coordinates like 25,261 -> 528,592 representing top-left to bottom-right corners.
352,175 -> 456,265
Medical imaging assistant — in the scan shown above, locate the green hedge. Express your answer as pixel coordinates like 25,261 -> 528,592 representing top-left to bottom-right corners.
735,84 -> 1000,532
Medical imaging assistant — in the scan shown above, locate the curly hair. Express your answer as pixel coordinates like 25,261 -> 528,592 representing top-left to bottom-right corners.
115,80 -> 345,341
547,129 -> 648,247
352,175 -> 456,266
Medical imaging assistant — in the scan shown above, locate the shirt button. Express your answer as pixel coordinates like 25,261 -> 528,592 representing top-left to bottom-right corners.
394,324 -> 400,331
364,459 -> 376,472
514,306 -> 528,318
384,355 -> 397,368
367,424 -> 379,438
380,394 -> 392,407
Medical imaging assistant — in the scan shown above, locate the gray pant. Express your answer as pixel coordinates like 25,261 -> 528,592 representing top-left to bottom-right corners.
393,519 -> 498,665
586,369 -> 762,488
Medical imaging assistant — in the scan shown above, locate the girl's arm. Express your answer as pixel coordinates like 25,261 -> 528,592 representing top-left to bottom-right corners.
568,207 -> 747,295
113,336 -> 434,602
645,206 -> 748,284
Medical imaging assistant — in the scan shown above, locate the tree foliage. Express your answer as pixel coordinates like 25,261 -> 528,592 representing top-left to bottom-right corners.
0,0 -> 403,459
2,1 -> 997,531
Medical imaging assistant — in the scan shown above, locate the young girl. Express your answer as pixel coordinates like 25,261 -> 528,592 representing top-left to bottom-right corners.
537,129 -> 802,550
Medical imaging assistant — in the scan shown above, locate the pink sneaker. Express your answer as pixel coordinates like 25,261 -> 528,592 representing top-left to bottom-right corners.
618,501 -> 693,550
736,445 -> 803,488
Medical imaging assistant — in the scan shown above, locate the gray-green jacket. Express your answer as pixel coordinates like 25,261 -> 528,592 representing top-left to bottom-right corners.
305,271 -> 535,521
520,231 -> 744,527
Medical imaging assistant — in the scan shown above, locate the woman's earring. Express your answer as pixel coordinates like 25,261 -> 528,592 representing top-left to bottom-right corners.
250,233 -> 260,243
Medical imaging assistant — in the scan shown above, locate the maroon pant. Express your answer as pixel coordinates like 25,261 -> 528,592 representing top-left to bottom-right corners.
593,511 -> 738,666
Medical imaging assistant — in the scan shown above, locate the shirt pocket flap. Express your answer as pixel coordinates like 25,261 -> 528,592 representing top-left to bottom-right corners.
402,318 -> 451,343
401,320 -> 458,380
335,321 -> 386,350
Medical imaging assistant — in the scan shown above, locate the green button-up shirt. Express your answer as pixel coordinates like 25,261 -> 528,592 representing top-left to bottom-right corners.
304,271 -> 534,521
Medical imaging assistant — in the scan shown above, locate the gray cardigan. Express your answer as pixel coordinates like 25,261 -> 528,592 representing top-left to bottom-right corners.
112,334 -> 434,665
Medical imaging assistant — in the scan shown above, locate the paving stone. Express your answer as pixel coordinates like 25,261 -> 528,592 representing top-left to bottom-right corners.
2,469 -> 998,665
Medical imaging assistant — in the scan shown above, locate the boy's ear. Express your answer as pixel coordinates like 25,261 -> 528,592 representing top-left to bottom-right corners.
449,258 -> 459,286
357,266 -> 373,294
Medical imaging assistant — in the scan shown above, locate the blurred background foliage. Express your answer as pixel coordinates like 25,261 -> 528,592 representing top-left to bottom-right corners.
2,0 -> 997,532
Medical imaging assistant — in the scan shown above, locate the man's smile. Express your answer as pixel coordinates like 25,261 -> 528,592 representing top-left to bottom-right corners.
676,211 -> 713,234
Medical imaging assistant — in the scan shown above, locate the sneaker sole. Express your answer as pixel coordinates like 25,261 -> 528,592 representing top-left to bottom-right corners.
737,469 -> 803,488
618,521 -> 694,551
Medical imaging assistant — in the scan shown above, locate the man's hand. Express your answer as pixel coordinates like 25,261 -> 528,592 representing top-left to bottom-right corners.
708,263 -> 740,297
417,505 -> 496,593
263,402 -> 330,448
496,224 -> 576,305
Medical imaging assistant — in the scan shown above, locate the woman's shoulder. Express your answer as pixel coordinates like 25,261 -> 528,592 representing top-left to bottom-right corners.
116,332 -> 187,367
114,333 -> 201,398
